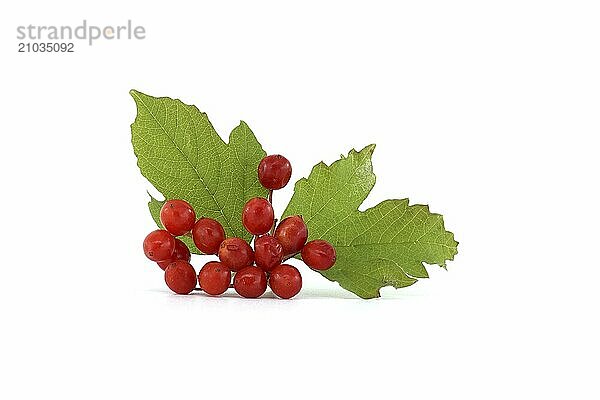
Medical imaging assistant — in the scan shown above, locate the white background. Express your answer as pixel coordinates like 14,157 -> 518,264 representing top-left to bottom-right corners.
1,1 -> 599,399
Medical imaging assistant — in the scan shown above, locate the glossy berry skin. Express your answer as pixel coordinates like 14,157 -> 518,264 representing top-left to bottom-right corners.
269,264 -> 302,299
157,238 -> 191,270
218,237 -> 254,271
254,235 -> 283,272
143,230 -> 176,262
164,260 -> 197,294
258,155 -> 292,190
242,197 -> 274,235
198,261 -> 231,296
160,199 -> 196,236
301,240 -> 337,270
234,266 -> 267,298
192,218 -> 225,254
274,215 -> 308,255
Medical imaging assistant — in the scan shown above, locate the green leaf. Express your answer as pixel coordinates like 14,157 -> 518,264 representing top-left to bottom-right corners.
282,145 -> 458,299
130,90 -> 267,251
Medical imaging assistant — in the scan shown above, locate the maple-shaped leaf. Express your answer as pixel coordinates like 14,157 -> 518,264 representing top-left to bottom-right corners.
282,145 -> 458,298
130,90 -> 267,251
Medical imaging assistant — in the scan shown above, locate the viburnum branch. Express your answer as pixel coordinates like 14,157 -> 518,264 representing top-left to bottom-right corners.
134,91 -> 457,300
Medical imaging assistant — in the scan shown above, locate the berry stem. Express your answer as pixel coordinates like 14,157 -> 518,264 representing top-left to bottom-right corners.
194,284 -> 235,292
267,190 -> 278,235
282,251 -> 300,262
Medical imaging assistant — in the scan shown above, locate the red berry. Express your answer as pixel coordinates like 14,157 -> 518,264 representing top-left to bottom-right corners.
274,215 -> 308,255
164,260 -> 197,294
157,238 -> 191,270
233,266 -> 267,298
301,240 -> 336,270
192,218 -> 225,254
242,197 -> 274,235
269,264 -> 302,299
218,237 -> 254,271
160,199 -> 196,236
258,155 -> 292,190
143,229 -> 175,261
198,261 -> 231,296
254,235 -> 283,272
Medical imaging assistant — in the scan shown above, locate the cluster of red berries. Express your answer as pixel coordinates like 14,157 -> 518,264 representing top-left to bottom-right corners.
142,155 -> 336,299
